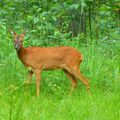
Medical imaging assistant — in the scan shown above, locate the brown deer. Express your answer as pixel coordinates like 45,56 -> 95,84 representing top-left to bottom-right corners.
11,32 -> 90,96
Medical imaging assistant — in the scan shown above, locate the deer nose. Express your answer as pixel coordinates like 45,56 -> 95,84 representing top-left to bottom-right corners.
15,44 -> 19,49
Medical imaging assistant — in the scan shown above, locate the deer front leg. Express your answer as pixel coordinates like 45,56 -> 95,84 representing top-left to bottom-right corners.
25,71 -> 33,85
34,69 -> 41,97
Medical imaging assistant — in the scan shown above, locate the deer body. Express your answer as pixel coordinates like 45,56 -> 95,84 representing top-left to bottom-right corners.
12,32 -> 89,96
17,46 -> 82,70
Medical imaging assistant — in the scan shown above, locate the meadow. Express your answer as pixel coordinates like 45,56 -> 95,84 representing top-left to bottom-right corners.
0,35 -> 120,120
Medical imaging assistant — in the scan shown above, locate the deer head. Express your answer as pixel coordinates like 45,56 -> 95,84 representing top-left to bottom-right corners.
11,32 -> 24,51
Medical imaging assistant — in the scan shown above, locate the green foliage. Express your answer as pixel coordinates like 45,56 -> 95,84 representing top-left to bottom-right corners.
0,0 -> 119,44
0,1 -> 120,120
0,35 -> 120,119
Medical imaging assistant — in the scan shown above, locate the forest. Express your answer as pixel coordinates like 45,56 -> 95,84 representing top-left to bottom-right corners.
0,0 -> 120,120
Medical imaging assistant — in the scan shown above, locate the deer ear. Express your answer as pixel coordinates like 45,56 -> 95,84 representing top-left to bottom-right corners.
21,33 -> 25,38
11,31 -> 16,36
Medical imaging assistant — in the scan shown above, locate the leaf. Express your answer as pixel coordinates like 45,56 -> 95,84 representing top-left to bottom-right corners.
37,8 -> 42,13
33,17 -> 39,24
27,15 -> 33,21
69,4 -> 79,10
0,22 -> 6,35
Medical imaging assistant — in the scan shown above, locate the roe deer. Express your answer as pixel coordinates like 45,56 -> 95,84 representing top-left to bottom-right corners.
11,32 -> 90,96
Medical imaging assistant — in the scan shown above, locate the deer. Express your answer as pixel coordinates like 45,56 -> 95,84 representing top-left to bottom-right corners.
11,32 -> 90,96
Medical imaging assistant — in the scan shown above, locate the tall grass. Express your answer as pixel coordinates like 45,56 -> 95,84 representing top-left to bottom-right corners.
0,35 -> 120,120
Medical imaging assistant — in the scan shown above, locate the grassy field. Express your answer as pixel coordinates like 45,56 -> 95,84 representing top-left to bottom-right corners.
0,37 -> 120,120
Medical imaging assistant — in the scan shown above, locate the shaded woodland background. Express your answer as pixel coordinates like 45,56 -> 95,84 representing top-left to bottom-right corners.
0,0 -> 119,44
0,1 -> 120,120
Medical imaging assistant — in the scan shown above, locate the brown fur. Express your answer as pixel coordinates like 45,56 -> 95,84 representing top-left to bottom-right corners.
12,32 -> 90,96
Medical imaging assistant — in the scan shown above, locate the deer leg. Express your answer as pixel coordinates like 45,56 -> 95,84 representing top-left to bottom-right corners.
63,70 -> 77,95
34,69 -> 41,97
25,71 -> 33,85
73,70 -> 90,91
76,71 -> 91,95
77,71 -> 90,90
66,67 -> 90,91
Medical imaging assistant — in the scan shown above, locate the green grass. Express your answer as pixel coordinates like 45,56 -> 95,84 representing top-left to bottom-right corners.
0,37 -> 120,120
0,91 -> 120,120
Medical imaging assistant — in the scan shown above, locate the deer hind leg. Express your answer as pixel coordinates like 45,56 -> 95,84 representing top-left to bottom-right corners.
76,70 -> 90,91
25,71 -> 33,85
65,66 -> 90,91
34,69 -> 41,97
63,70 -> 77,95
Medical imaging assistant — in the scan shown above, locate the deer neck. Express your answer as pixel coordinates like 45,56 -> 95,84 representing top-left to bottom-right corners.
17,46 -> 26,60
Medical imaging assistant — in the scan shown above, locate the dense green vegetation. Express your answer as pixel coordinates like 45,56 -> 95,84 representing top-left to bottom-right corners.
0,1 -> 120,120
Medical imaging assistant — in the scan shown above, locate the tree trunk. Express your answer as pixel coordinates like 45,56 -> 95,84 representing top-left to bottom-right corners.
88,1 -> 92,40
95,0 -> 100,41
80,7 -> 86,38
